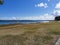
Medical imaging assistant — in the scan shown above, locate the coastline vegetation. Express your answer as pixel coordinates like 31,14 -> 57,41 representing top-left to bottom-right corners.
0,21 -> 60,45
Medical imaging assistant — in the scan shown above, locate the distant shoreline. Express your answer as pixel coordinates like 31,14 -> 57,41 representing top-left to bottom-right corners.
0,20 -> 54,25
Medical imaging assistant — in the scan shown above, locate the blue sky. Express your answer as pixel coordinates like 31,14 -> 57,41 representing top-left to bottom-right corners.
0,0 -> 60,20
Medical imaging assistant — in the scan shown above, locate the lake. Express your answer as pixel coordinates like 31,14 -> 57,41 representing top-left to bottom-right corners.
0,20 -> 50,25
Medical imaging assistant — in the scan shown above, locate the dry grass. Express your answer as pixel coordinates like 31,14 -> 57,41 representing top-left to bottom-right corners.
0,21 -> 60,45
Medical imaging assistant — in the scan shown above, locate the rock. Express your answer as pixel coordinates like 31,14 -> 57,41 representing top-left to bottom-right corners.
55,38 -> 60,45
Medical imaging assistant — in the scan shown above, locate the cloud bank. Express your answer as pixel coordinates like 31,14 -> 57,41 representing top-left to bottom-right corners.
55,2 -> 60,9
0,14 -> 55,20
52,10 -> 60,16
52,2 -> 60,16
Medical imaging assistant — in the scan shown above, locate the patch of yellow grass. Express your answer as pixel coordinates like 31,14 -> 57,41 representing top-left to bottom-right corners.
0,21 -> 60,45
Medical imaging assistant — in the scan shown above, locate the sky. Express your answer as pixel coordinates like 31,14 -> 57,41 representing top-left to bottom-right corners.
0,0 -> 60,20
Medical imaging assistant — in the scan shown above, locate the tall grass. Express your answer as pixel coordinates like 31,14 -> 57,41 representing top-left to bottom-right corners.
0,21 -> 60,45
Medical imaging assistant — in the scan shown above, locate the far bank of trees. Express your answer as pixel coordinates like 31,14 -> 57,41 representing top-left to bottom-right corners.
55,16 -> 60,21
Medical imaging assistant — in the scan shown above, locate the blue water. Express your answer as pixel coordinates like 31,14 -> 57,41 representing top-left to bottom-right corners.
0,20 -> 49,25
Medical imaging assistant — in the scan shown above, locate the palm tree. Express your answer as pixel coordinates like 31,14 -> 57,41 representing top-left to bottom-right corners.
0,0 -> 4,5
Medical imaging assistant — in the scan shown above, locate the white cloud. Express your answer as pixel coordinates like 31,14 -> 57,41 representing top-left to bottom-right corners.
48,0 -> 50,2
12,14 -> 54,20
35,2 -> 48,8
52,10 -> 60,16
0,14 -> 55,20
38,13 -> 54,20
55,2 -> 60,8
12,17 -> 17,20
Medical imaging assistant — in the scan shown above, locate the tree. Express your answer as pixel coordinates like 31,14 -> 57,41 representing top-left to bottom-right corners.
55,16 -> 60,21
0,0 -> 4,5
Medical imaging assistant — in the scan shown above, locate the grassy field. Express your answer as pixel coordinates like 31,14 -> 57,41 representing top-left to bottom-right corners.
0,21 -> 60,45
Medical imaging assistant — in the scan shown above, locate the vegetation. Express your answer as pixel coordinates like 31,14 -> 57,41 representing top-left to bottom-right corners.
0,21 -> 60,45
0,0 -> 4,5
55,16 -> 60,21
